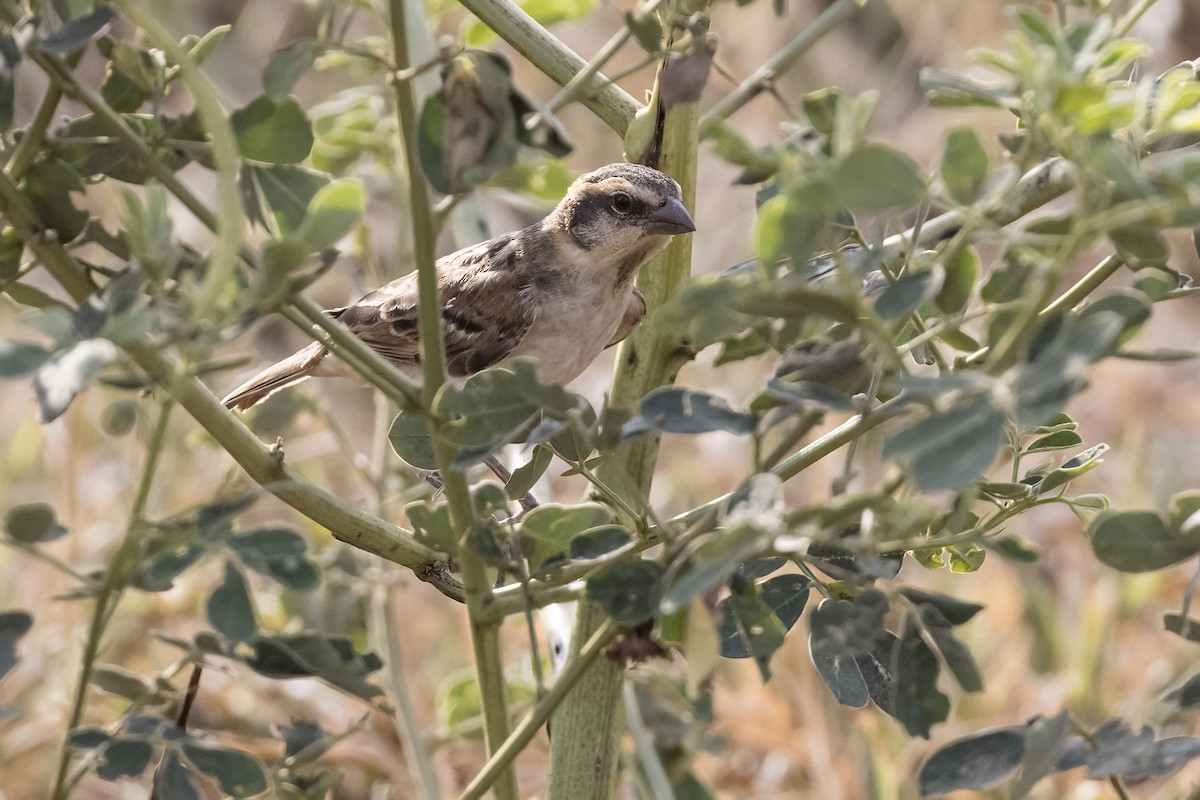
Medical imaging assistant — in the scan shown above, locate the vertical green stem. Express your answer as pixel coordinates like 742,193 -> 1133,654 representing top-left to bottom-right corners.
387,2 -> 516,797
50,400 -> 175,800
546,98 -> 700,800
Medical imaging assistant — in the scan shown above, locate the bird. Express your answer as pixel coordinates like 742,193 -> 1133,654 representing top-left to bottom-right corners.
222,163 -> 696,411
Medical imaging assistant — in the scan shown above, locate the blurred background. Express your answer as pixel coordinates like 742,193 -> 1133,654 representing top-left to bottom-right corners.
3,0 -> 1200,797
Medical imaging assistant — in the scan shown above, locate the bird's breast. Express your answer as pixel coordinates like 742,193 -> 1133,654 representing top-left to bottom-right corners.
505,278 -> 629,385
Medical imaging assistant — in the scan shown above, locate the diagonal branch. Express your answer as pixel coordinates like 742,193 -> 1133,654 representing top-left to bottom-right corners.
457,0 -> 640,134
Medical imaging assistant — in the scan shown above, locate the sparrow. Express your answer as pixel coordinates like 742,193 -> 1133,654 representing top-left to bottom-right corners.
222,163 -> 696,411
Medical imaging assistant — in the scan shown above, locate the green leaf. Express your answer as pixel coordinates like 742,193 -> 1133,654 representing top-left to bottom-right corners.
948,545 -> 986,573
38,7 -> 115,55
660,524 -> 770,613
183,25 -> 231,66
702,121 -> 779,184
90,664 -> 151,701
586,560 -> 667,625
918,727 -> 1025,794
730,589 -> 788,680
137,544 -> 205,592
23,158 -> 88,242
5,503 -> 67,544
1035,443 -> 1109,494
940,126 -> 990,204
249,165 -> 331,234
568,526 -> 634,561
229,527 -> 319,591
991,535 -> 1040,562
623,387 -> 755,439
899,588 -> 983,625
101,399 -> 138,436
935,246 -> 978,314
520,503 -> 616,572
0,35 -> 18,133
0,610 -> 33,679
0,341 -> 52,378
875,269 -> 942,319
263,39 -> 317,98
100,42 -> 156,112
241,632 -> 382,701
624,10 -> 663,52
437,362 -> 583,464
1089,510 -> 1200,572
232,95 -> 314,164
893,621 -> 949,738
1009,712 -> 1071,798
760,574 -> 810,629
920,67 -> 1011,108
883,396 -> 1006,492
927,622 -> 983,691
154,752 -> 200,800
280,719 -> 328,759
67,727 -> 112,750
123,183 -> 179,282
1165,673 -> 1200,710
294,179 -> 364,252
1026,430 -> 1083,452
835,145 -> 926,212
808,591 -> 890,659
181,744 -> 268,797
505,445 -> 552,501
802,88 -> 840,134
207,562 -> 258,643
812,653 -> 868,706
753,185 -> 838,267
96,738 -> 153,780
1077,719 -> 1200,780
406,500 -> 456,551
387,412 -> 439,471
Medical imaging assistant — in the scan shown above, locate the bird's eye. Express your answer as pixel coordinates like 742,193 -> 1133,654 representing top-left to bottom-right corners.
610,192 -> 634,215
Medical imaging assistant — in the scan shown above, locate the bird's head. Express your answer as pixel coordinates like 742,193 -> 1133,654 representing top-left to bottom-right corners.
550,163 -> 696,283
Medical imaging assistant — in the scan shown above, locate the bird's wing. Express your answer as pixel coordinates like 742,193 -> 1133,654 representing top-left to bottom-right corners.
332,233 -> 537,376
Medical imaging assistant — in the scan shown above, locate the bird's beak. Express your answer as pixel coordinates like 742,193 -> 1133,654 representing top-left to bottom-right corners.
645,197 -> 696,235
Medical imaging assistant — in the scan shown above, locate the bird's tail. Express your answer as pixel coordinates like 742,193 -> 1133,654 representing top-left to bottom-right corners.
222,342 -> 329,411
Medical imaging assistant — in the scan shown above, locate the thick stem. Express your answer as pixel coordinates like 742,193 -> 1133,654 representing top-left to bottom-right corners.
546,92 -> 701,800
459,618 -> 619,800
544,601 -> 627,799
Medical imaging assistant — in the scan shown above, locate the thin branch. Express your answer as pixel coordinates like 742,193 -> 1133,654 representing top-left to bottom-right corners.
702,0 -> 867,124
530,0 -> 664,128
624,681 -> 676,800
51,400 -> 175,800
371,581 -> 442,800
